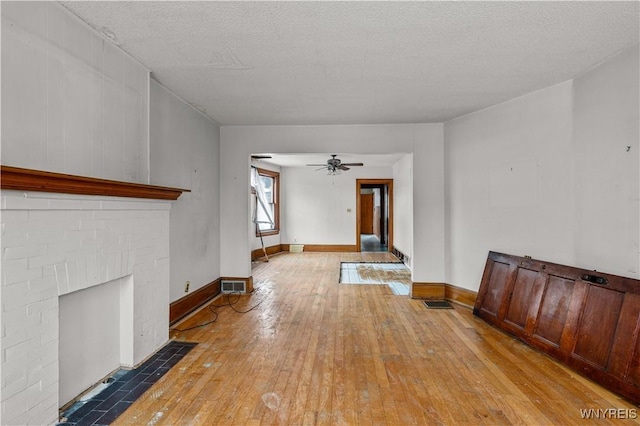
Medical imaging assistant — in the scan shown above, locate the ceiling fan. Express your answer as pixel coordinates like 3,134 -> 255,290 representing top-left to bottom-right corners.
307,154 -> 364,174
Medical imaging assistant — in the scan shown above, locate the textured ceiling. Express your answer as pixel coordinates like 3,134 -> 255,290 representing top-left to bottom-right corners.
62,1 -> 639,126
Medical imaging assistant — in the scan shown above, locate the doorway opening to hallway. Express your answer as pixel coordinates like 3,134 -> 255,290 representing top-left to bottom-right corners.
356,179 -> 393,253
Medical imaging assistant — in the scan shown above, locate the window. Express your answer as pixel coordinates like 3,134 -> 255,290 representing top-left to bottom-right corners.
252,167 -> 280,236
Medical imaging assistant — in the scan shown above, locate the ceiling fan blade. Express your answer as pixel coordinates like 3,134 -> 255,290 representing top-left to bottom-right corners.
306,164 -> 327,166
338,165 -> 350,171
251,155 -> 272,159
315,167 -> 327,171
341,163 -> 364,167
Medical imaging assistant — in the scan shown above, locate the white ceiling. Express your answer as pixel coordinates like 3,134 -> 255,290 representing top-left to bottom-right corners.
251,153 -> 406,169
62,1 -> 639,127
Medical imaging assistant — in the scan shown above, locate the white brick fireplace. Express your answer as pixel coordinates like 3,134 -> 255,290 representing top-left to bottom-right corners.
1,190 -> 172,425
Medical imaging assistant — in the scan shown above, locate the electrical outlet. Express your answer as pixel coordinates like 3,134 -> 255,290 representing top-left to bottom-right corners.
184,281 -> 190,293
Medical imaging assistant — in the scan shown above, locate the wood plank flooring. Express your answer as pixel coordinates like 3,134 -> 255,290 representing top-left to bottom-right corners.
113,252 -> 639,425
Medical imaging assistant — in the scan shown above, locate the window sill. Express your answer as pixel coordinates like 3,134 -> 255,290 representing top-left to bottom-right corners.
256,230 -> 279,237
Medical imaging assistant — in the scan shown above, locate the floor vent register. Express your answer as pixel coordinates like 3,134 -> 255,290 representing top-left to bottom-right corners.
423,300 -> 454,309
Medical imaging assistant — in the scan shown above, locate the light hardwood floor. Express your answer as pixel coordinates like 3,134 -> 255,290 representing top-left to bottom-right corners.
114,252 -> 639,425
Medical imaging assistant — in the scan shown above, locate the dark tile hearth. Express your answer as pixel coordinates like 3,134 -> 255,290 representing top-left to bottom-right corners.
58,340 -> 196,426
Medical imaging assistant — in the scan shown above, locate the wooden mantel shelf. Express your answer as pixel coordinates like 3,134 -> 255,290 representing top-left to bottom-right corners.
0,166 -> 190,200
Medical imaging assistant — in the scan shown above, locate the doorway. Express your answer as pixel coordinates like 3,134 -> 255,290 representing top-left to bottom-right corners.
356,179 -> 393,252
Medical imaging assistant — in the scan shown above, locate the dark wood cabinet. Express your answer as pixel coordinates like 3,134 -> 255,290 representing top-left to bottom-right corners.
474,251 -> 640,403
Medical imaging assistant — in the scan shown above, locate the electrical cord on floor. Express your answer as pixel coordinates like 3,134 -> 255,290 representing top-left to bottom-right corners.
171,289 -> 264,333
210,291 -> 265,313
170,305 -> 219,332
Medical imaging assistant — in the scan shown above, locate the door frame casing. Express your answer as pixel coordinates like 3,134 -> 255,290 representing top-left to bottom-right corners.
356,179 -> 393,252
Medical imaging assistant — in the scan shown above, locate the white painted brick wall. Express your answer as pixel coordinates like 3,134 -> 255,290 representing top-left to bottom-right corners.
1,190 -> 172,425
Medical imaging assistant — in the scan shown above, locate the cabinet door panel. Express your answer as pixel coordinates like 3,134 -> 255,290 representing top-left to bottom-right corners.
479,261 -> 510,317
611,294 -> 640,381
505,268 -> 543,331
572,286 -> 624,369
626,321 -> 640,387
533,276 -> 575,347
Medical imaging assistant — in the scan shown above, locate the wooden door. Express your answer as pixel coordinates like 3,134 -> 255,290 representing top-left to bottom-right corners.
360,194 -> 374,234
474,251 -> 640,403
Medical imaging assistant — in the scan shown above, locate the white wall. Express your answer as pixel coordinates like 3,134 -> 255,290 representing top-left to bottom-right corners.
149,81 -> 221,302
393,154 -> 413,265
573,44 -> 639,277
281,167 -> 392,245
445,81 -> 575,291
1,1 -> 149,183
444,44 -> 639,291
0,4 -> 175,424
412,125 -> 446,283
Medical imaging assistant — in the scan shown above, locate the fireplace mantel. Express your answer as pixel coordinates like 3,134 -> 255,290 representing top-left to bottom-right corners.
1,165 -> 189,200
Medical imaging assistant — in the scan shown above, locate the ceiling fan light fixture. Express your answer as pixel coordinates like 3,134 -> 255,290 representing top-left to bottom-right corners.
308,154 -> 363,174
